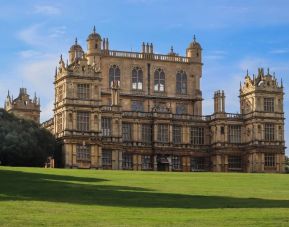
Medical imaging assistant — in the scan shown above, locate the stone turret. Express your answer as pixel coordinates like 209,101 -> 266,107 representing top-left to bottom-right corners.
4,88 -> 41,123
186,35 -> 202,63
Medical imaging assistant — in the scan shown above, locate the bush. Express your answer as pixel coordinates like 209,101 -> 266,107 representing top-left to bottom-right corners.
0,109 -> 56,167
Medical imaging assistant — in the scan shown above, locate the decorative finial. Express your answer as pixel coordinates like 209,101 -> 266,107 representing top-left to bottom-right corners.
171,46 -> 174,53
93,25 -> 96,34
281,78 -> 283,88
267,67 -> 270,75
75,37 -> 78,45
193,34 -> 196,42
246,69 -> 249,76
60,54 -> 63,61
55,67 -> 57,76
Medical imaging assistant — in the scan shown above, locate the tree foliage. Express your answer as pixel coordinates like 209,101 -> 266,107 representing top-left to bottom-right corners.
0,109 -> 56,167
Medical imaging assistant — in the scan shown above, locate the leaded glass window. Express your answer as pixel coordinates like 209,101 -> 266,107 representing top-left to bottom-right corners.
265,123 -> 275,141
109,65 -> 120,88
154,68 -> 165,92
122,153 -> 133,170
77,112 -> 89,131
172,156 -> 182,170
176,70 -> 187,94
228,156 -> 242,170
102,150 -> 112,169
265,153 -> 276,167
228,125 -> 241,143
176,103 -> 188,114
101,117 -> 111,136
142,124 -> 152,144
173,125 -> 182,144
132,67 -> 143,90
191,127 -> 204,145
158,124 -> 169,143
264,98 -> 274,112
122,123 -> 132,141
76,145 -> 91,161
131,100 -> 144,112
77,84 -> 90,100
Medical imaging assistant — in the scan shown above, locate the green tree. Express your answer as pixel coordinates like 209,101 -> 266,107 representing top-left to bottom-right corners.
0,109 -> 56,167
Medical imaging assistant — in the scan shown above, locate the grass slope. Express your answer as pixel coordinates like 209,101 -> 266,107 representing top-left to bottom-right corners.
0,167 -> 289,226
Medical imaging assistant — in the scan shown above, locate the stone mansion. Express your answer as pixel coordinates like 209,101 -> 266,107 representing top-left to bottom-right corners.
39,27 -> 285,173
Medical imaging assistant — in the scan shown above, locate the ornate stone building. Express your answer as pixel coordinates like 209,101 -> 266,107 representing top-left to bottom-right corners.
4,88 -> 40,123
42,27 -> 285,172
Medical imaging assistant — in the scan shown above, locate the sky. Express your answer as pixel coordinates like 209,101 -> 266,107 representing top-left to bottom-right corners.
0,0 -> 288,154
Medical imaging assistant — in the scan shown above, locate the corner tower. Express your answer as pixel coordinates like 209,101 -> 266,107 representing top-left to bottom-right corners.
240,68 -> 285,173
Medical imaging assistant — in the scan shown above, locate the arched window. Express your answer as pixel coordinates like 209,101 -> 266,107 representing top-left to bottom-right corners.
109,65 -> 120,87
132,67 -> 143,90
176,70 -> 187,94
154,68 -> 165,92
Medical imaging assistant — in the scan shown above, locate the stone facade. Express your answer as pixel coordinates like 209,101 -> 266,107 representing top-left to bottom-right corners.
42,27 -> 285,172
4,88 -> 40,123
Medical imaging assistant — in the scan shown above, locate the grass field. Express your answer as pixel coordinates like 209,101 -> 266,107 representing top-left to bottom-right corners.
0,167 -> 289,226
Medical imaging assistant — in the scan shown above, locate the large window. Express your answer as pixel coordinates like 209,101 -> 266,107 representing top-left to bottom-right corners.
228,156 -> 242,171
265,123 -> 275,141
109,65 -> 120,88
142,124 -> 152,144
176,70 -> 187,94
102,150 -> 112,169
131,100 -> 144,112
122,123 -> 132,141
76,145 -> 91,162
158,124 -> 169,143
172,156 -> 182,170
101,117 -> 111,136
191,157 -> 205,171
77,112 -> 89,131
265,153 -> 276,167
173,125 -> 182,144
132,67 -> 143,90
122,153 -> 133,170
154,68 -> 165,92
191,127 -> 204,145
142,155 -> 152,170
228,125 -> 241,143
77,84 -> 90,100
264,98 -> 274,112
176,103 -> 188,115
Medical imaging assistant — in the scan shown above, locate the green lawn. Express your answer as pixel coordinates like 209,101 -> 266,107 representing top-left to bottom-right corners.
0,167 -> 289,226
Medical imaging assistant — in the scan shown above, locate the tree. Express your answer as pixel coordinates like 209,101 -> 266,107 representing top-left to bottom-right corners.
0,109 -> 56,167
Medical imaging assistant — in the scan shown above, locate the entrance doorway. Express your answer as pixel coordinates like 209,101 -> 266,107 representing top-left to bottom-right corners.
157,155 -> 170,171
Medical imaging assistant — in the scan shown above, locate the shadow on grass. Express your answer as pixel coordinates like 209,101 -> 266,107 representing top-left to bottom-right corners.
0,169 -> 288,209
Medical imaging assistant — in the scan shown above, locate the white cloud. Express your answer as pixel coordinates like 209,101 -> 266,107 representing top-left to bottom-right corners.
33,5 -> 60,15
18,24 -> 67,47
269,49 -> 289,54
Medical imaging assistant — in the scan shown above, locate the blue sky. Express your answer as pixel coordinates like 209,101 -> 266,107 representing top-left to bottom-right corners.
0,0 -> 288,153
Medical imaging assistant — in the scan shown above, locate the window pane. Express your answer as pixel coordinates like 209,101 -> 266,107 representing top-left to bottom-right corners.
77,112 -> 89,131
